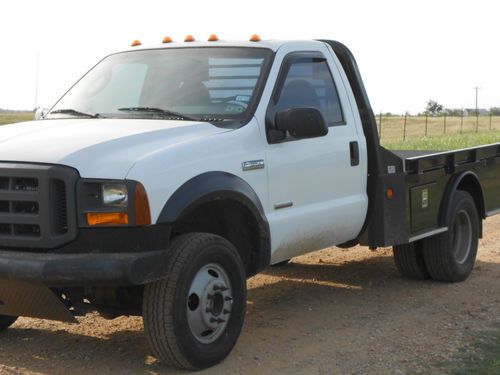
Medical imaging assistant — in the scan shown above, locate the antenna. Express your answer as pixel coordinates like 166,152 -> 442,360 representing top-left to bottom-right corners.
34,50 -> 40,109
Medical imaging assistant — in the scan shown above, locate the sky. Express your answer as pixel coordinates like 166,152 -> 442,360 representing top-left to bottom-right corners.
1,0 -> 499,114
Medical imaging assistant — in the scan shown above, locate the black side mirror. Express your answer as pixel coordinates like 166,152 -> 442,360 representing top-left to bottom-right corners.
275,108 -> 328,139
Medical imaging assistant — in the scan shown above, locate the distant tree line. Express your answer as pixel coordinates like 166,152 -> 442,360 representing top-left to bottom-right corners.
419,100 -> 500,116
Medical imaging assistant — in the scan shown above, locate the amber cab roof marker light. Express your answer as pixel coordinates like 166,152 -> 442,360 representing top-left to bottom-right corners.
208,34 -> 219,42
249,34 -> 261,42
131,40 -> 142,47
184,35 -> 195,42
162,36 -> 173,43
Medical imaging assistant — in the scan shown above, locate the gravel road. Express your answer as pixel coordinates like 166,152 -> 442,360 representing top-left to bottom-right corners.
1,215 -> 499,374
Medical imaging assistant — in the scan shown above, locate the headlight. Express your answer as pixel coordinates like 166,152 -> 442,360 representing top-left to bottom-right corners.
78,180 -> 150,227
102,183 -> 128,207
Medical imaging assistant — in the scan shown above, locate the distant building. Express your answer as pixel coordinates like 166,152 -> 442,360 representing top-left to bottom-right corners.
464,108 -> 489,116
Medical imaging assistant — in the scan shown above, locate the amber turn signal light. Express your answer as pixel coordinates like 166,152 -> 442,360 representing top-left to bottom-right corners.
134,182 -> 151,226
249,34 -> 261,42
87,212 -> 129,226
208,34 -> 218,41
184,35 -> 195,42
131,40 -> 142,47
162,36 -> 173,43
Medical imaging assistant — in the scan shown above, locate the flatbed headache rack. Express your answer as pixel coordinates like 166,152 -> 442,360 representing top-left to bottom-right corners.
320,39 -> 500,249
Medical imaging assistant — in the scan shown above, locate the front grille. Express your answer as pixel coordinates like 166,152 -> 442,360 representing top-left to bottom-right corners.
51,179 -> 68,235
0,163 -> 78,248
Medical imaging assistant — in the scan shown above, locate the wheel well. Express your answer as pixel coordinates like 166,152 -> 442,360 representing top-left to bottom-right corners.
456,174 -> 485,219
456,174 -> 485,237
170,199 -> 268,277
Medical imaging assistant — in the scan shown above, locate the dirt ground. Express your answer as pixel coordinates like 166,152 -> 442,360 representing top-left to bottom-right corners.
1,216 -> 499,375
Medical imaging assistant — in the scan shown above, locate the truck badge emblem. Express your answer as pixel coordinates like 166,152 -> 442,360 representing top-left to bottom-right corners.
242,160 -> 265,171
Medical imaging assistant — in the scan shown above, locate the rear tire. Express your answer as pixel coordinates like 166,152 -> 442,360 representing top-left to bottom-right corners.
422,191 -> 479,282
393,241 -> 429,280
142,233 -> 246,370
0,315 -> 17,332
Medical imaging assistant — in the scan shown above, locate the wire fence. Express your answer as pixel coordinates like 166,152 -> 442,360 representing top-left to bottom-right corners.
376,113 -> 500,141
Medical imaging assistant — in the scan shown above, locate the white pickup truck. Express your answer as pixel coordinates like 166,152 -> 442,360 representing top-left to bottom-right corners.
0,37 -> 499,370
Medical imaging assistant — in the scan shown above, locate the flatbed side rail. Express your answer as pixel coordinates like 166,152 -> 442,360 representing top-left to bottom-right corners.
404,142 -> 500,175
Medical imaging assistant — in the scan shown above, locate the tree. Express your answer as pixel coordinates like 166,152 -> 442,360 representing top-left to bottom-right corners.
425,99 -> 444,116
445,108 -> 464,116
490,107 -> 500,116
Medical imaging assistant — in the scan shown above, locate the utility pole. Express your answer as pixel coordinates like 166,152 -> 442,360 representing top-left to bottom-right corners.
473,86 -> 481,133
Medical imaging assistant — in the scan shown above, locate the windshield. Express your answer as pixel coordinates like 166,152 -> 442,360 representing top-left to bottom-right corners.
47,47 -> 273,123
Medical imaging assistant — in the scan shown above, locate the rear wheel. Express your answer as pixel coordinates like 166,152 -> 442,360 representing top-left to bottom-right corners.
393,241 -> 429,280
422,191 -> 479,282
0,315 -> 17,332
142,233 -> 246,370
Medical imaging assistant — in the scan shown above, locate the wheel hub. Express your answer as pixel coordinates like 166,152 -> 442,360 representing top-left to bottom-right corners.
452,209 -> 472,265
187,263 -> 233,344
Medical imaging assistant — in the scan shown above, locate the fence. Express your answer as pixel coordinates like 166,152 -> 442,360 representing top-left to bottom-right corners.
376,113 -> 500,141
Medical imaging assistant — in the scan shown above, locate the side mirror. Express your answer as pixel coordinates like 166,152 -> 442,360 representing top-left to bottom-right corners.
275,108 -> 328,139
34,107 -> 48,120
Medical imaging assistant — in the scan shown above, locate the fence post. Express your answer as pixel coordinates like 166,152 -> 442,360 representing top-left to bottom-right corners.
444,111 -> 447,134
403,113 -> 407,141
379,112 -> 382,139
490,109 -> 492,130
460,108 -> 464,134
425,113 -> 428,137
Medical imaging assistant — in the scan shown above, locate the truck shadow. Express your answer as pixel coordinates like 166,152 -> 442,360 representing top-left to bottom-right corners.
0,253 -> 498,374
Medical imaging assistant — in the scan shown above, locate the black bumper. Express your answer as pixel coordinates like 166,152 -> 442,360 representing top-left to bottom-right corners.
0,248 -> 170,287
0,224 -> 173,287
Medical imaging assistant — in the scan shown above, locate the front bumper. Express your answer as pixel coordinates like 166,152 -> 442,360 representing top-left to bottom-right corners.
0,248 -> 170,287
0,224 -> 173,286
0,225 -> 173,322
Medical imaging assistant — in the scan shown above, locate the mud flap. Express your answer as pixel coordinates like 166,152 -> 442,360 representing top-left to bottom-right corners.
0,279 -> 77,323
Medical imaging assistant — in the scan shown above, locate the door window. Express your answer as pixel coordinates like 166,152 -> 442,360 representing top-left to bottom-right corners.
275,58 -> 344,126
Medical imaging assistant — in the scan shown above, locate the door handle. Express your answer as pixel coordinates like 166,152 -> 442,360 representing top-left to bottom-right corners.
349,141 -> 359,166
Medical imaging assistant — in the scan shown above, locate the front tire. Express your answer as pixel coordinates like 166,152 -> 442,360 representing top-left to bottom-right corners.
142,233 -> 246,370
422,191 -> 479,282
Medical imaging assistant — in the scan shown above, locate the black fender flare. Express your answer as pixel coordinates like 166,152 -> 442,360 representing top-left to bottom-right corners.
439,171 -> 485,235
157,171 -> 271,271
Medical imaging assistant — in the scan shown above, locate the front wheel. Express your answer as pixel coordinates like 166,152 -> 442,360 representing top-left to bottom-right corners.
142,233 -> 246,370
422,191 -> 479,282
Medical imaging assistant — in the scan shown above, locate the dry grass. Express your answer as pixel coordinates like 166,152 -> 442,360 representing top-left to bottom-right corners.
377,115 -> 500,142
0,112 -> 33,125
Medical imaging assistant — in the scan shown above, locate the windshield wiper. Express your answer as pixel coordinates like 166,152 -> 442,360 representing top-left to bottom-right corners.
118,107 -> 201,121
50,109 -> 101,118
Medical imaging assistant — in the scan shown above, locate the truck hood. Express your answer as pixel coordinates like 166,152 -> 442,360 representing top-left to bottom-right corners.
0,119 -> 231,178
